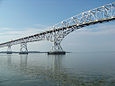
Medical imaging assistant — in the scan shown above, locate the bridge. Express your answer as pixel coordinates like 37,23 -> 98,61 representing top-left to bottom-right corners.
0,2 -> 115,54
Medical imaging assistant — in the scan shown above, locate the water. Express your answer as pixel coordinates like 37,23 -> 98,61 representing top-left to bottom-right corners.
0,52 -> 115,86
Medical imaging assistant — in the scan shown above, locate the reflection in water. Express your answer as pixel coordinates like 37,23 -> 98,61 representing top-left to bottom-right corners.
49,55 -> 82,86
51,55 -> 63,72
7,54 -> 12,66
4,53 -> 115,86
7,54 -> 28,69
49,55 -> 64,86
20,55 -> 28,70
6,54 -> 79,86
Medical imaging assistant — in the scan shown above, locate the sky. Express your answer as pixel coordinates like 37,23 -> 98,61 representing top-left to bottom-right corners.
0,0 -> 115,52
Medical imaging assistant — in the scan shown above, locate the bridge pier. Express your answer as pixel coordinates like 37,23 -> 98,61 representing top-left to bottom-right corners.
7,45 -> 12,54
19,42 -> 28,54
48,42 -> 66,55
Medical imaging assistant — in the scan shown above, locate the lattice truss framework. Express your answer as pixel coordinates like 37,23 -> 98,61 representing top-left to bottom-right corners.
0,2 -> 115,52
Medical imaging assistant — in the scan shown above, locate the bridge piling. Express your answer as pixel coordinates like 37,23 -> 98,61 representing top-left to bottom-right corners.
19,42 -> 28,54
48,42 -> 66,55
7,45 -> 12,54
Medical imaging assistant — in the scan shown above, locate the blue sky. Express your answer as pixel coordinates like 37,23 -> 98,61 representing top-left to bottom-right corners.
0,0 -> 115,52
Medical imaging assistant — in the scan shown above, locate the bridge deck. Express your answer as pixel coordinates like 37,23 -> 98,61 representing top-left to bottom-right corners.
0,16 -> 115,47
0,2 -> 115,48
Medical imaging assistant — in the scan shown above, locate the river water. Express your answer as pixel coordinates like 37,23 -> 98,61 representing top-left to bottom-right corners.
0,52 -> 115,86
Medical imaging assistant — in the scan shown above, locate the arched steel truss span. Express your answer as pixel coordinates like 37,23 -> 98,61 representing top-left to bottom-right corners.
0,2 -> 115,53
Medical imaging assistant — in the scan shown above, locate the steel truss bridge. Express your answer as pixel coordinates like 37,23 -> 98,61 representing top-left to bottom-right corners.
0,2 -> 115,54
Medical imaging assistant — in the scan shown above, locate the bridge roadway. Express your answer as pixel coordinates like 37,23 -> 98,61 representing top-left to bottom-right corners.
0,17 -> 115,47
0,2 -> 115,54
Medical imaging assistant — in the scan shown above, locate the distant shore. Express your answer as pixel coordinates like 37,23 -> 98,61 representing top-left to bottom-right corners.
0,51 -> 71,54
0,51 -> 47,54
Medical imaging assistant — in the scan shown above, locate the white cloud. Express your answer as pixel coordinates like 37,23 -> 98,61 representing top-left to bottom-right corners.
33,24 -> 47,28
0,27 -> 46,43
